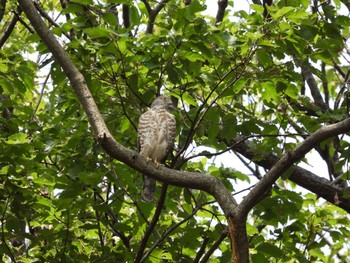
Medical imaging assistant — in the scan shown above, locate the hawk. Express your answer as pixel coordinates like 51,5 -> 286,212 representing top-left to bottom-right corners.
137,96 -> 177,202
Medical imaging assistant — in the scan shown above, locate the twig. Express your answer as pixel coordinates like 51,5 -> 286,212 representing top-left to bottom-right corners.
194,237 -> 210,263
183,133 -> 305,163
34,1 -> 59,28
1,196 -> 17,263
334,63 -> 346,78
200,230 -> 228,263
174,56 -> 251,164
134,184 -> 168,263
93,191 -> 105,247
33,1 -> 71,40
33,70 -> 51,117
321,62 -> 329,106
94,190 -> 131,250
14,9 -> 34,33
60,210 -> 70,259
109,160 -> 151,225
0,9 -> 19,49
334,69 -> 350,110
141,205 -> 202,262
234,151 -> 262,179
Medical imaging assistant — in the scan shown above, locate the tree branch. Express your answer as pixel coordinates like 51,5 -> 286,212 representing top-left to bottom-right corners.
140,204 -> 202,262
134,184 -> 167,263
215,0 -> 228,26
146,0 -> 168,34
194,237 -> 209,263
0,0 -> 6,23
0,9 -> 20,49
122,4 -> 130,29
300,64 -> 329,109
200,229 -> 228,262
230,118 -> 350,216
334,68 -> 350,109
33,1 -> 71,40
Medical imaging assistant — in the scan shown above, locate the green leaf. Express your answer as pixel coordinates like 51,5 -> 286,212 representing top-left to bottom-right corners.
0,165 -> 9,175
102,13 -> 118,27
120,116 -> 130,132
70,0 -> 93,4
182,93 -> 197,106
130,5 -> 140,26
256,49 -> 272,66
0,62 -> 8,73
6,216 -> 21,232
271,6 -> 294,19
257,242 -> 283,257
180,51 -> 205,62
286,9 -> 309,20
250,4 -> 265,14
246,223 -> 259,236
336,15 -> 350,27
36,196 -> 54,207
117,38 -> 128,53
6,133 -> 30,144
261,82 -> 278,102
84,27 -> 111,38
33,177 -> 55,186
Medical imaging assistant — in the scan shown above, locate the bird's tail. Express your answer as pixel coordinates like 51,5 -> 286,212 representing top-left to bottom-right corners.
142,176 -> 156,202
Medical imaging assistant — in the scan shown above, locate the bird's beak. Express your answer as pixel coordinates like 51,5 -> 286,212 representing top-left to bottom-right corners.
168,103 -> 178,111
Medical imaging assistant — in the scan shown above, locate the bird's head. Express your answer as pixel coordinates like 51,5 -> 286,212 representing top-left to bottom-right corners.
150,96 -> 176,111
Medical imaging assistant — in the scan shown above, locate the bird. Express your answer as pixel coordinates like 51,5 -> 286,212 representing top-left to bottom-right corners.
137,96 -> 177,202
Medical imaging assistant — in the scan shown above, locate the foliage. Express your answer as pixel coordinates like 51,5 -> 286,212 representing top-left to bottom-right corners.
1,0 -> 350,261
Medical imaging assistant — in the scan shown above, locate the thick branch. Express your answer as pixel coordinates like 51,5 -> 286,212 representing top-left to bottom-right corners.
228,216 -> 249,263
18,0 -> 237,218
215,0 -> 228,26
0,0 -> 6,23
232,118 -> 350,214
122,4 -> 130,29
301,64 -> 329,109
230,128 -> 350,213
0,9 -> 19,49
146,0 -> 168,34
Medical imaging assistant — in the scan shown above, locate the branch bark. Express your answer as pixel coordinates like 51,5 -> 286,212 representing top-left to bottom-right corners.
0,8 -> 21,49
141,0 -> 169,34
0,0 -> 6,23
215,0 -> 228,26
231,137 -> 350,212
300,64 -> 329,109
242,114 -> 350,213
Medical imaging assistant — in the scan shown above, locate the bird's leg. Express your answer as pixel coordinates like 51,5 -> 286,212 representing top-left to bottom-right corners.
154,159 -> 163,168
